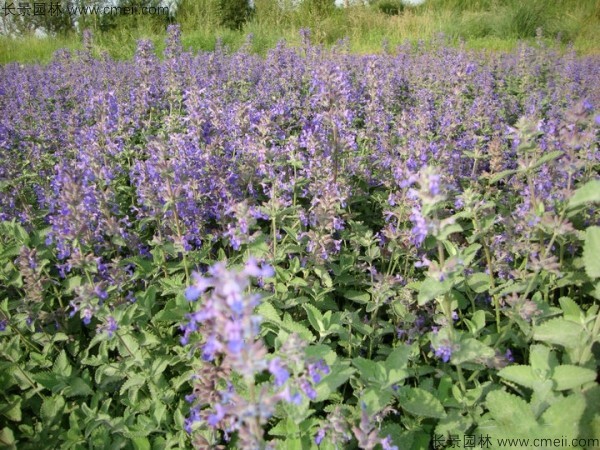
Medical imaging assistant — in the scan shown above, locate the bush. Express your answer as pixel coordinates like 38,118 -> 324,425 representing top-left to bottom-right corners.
376,0 -> 405,16
219,0 -> 252,30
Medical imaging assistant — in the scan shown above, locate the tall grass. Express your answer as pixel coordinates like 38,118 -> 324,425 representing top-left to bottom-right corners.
0,0 -> 598,64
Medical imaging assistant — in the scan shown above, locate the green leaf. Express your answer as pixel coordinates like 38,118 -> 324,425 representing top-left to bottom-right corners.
533,318 -> 584,348
281,314 -> 314,342
384,346 -> 411,387
256,302 -> 280,325
132,437 -> 151,450
551,365 -> 597,391
314,267 -> 333,288
464,310 -> 486,335
315,365 -> 354,402
529,344 -> 557,376
353,357 -> 386,384
467,273 -> 491,294
40,395 -> 65,425
540,393 -> 585,434
53,350 -> 72,377
530,150 -> 563,170
303,303 -> 324,333
1,396 -> 22,422
498,365 -> 538,389
583,226 -> 600,279
568,179 -> 600,210
361,387 -> 394,415
558,297 -> 583,321
418,277 -> 452,305
451,338 -> 495,365
485,390 -> 537,430
343,290 -> 370,304
33,371 -> 66,392
152,298 -> 188,323
489,169 -> 517,184
65,377 -> 94,397
396,387 -> 446,419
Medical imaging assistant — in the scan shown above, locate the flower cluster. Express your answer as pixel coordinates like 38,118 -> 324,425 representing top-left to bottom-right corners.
181,259 -> 330,448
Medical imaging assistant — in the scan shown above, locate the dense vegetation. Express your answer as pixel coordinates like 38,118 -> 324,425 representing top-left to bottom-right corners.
1,0 -> 599,63
0,27 -> 599,449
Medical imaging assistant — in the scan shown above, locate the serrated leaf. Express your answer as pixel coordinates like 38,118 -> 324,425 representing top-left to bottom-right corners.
485,390 -> 537,429
530,150 -> 563,170
315,366 -> 354,402
53,350 -> 72,376
568,179 -> 600,210
418,277 -> 451,305
256,302 -> 280,324
498,365 -> 538,389
303,303 -> 323,333
40,395 -> 65,424
1,396 -> 22,422
533,318 -> 584,348
361,387 -> 394,415
353,357 -> 386,384
65,377 -> 94,397
343,290 -> 370,304
33,371 -> 65,392
552,365 -> 597,391
397,387 -> 446,419
314,267 -> 333,288
559,297 -> 583,321
583,226 -> 600,279
281,314 -> 314,342
451,338 -> 495,365
132,437 -> 151,450
385,346 -> 410,386
489,169 -> 518,184
529,344 -> 557,375
467,273 -> 491,294
152,299 -> 188,323
540,393 -> 585,434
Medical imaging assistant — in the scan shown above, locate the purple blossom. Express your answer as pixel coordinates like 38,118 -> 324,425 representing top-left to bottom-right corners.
268,358 -> 290,387
315,428 -> 326,445
434,345 -> 453,363
381,435 -> 399,450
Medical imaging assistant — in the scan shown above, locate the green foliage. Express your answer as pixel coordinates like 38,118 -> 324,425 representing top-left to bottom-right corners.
218,0 -> 252,30
375,0 -> 405,16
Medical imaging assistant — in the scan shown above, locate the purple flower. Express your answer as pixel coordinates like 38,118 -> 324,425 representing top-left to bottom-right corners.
505,349 -> 514,363
315,428 -> 326,445
184,285 -> 202,302
308,359 -> 330,383
184,406 -> 201,434
0,320 -> 7,331
268,358 -> 290,387
300,379 -> 317,400
202,335 -> 222,361
207,403 -> 226,427
381,435 -> 399,450
409,207 -> 429,247
434,345 -> 453,363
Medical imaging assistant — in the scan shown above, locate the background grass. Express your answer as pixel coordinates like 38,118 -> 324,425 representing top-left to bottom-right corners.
0,0 -> 599,64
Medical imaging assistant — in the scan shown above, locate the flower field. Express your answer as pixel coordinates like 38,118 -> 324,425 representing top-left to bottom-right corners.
0,27 -> 599,449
